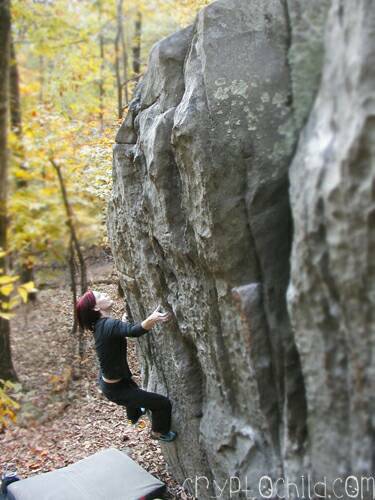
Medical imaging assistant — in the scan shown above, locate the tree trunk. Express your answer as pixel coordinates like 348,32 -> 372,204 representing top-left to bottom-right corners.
9,34 -> 21,136
114,29 -> 122,119
68,235 -> 78,336
98,1 -> 104,132
118,0 -> 129,110
50,158 -> 87,374
99,34 -> 104,131
50,158 -> 87,296
0,0 -> 18,382
132,10 -> 141,76
115,0 -> 130,118
10,32 -> 37,299
39,55 -> 44,104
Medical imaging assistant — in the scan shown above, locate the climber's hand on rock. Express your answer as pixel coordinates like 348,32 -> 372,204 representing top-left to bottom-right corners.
141,305 -> 172,330
154,304 -> 172,321
121,312 -> 128,322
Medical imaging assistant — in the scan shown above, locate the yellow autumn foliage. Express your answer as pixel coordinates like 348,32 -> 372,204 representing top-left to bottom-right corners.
9,0 -> 211,271
0,379 -> 20,432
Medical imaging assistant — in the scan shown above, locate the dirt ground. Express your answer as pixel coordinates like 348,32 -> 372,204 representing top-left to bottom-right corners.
0,249 -> 190,499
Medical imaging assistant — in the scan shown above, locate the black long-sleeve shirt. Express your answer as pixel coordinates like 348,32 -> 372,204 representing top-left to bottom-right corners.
93,317 -> 148,380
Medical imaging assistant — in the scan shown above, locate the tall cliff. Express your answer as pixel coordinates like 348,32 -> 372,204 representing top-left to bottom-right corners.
107,0 -> 375,498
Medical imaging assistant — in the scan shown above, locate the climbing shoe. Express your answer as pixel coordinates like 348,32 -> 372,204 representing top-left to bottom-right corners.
151,430 -> 177,442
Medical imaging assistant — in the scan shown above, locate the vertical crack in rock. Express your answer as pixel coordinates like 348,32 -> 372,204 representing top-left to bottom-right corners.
231,283 -> 281,456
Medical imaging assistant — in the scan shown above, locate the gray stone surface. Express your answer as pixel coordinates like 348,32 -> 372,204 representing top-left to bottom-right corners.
286,0 -> 331,130
107,0 -> 374,497
287,0 -> 375,496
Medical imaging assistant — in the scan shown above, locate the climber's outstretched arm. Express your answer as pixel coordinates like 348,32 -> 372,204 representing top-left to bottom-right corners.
115,305 -> 172,338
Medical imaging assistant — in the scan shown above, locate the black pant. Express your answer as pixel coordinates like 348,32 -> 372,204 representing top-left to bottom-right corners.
97,374 -> 172,434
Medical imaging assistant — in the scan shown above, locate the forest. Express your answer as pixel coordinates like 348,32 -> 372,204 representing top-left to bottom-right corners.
0,0 -> 208,382
1,0 -> 374,499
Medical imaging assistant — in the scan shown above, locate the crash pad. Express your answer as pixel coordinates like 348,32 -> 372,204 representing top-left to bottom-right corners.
6,448 -> 166,500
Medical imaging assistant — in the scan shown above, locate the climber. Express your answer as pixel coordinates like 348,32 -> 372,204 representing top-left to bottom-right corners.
75,289 -> 177,443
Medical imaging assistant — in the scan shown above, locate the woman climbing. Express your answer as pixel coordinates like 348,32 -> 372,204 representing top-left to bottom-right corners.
75,289 -> 177,442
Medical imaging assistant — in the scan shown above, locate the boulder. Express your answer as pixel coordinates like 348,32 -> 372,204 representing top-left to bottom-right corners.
107,0 -> 374,497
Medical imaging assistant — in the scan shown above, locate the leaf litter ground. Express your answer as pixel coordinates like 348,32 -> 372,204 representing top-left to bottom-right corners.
0,251 -> 192,499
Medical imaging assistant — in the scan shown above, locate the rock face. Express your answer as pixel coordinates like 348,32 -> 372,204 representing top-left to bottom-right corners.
287,0 -> 375,495
107,0 -> 374,497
